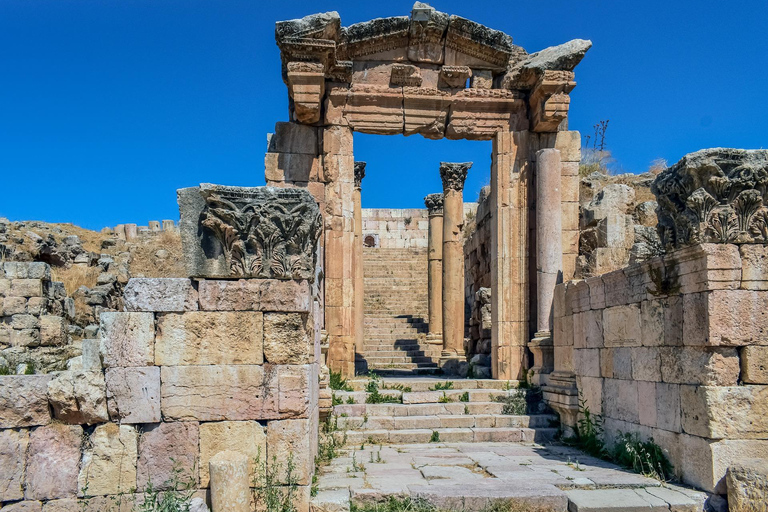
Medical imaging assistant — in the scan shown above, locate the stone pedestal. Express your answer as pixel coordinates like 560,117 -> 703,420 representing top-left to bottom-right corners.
353,162 -> 366,369
542,371 -> 579,438
424,193 -> 444,345
440,162 -> 471,364
210,450 -> 250,512
532,148 -> 562,384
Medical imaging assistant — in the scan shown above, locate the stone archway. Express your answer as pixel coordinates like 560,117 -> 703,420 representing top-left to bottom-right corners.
267,4 -> 589,379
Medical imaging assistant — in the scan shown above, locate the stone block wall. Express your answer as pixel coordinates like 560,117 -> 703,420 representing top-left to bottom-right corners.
550,243 -> 768,494
0,262 -> 75,374
0,276 -> 320,511
361,208 -> 429,249
464,188 -> 492,369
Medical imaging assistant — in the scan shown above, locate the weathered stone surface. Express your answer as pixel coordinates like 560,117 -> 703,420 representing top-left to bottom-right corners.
123,278 -> 199,312
1,502 -> 42,512
682,436 -> 768,493
0,375 -> 52,427
267,418 -> 313,485
0,429 -> 28,501
681,385 -> 768,439
263,313 -> 311,364
39,315 -> 66,346
105,367 -> 161,423
155,312 -> 263,365
100,312 -> 155,368
653,149 -> 768,249
178,185 -> 322,280
602,305 -> 641,347
197,278 -> 311,312
137,422 -> 199,490
657,347 -> 739,386
161,365 -> 312,421
727,458 -> 768,512
25,424 -> 82,500
78,423 -> 138,496
209,451 -> 250,512
47,370 -> 109,424
521,39 -> 593,73
684,290 -> 768,347
199,420 -> 265,487
81,339 -> 102,370
742,345 -> 768,384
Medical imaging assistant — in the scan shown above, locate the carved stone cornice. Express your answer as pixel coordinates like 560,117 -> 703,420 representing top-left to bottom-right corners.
424,193 -> 444,215
440,162 -> 472,192
390,64 -> 422,87
354,161 -> 366,189
286,61 -> 325,124
652,149 -> 768,249
179,184 -> 322,281
529,70 -> 576,133
439,66 -> 471,88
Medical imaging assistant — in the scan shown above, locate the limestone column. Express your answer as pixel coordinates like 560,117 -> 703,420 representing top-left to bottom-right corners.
209,451 -> 250,512
424,193 -> 444,345
530,148 -> 562,385
440,162 -> 472,362
353,162 -> 366,364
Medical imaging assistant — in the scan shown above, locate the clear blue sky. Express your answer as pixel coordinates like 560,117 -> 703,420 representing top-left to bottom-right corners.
1,0 -> 766,230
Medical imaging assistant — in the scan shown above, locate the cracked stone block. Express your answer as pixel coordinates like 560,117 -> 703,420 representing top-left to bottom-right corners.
105,366 -> 161,424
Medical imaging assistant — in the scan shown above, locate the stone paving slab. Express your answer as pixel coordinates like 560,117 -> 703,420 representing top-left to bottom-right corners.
313,442 -> 709,512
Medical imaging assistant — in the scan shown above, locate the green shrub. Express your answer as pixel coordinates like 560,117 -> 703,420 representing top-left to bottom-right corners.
135,461 -> 196,512
429,381 -> 453,391
611,432 -> 673,481
458,392 -> 469,402
429,431 -> 440,443
330,370 -> 353,391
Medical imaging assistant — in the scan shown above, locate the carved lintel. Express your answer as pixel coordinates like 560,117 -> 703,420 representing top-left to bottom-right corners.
179,184 -> 323,281
287,61 -> 325,124
424,193 -> 444,215
440,162 -> 472,192
354,161 -> 366,189
390,64 -> 422,87
444,16 -> 513,70
651,148 -> 768,249
529,70 -> 576,133
439,65 -> 472,88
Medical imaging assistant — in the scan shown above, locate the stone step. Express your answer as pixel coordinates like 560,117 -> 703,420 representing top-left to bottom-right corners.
363,356 -> 437,364
332,401 -> 508,416
342,427 -> 558,445
335,414 -> 557,431
344,378 -> 520,392
332,389 -> 526,404
368,362 -> 439,370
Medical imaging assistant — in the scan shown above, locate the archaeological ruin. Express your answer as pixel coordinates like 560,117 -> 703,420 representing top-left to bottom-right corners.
0,3 -> 766,512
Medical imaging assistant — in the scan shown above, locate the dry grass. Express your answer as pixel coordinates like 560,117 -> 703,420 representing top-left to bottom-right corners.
128,230 -> 185,278
51,265 -> 100,294
51,223 -> 109,253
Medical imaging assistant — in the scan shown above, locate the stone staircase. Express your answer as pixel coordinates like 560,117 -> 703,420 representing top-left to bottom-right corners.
361,247 -> 441,374
330,377 -> 558,445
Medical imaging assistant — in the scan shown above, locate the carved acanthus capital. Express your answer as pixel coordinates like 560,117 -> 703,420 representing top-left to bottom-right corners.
652,149 -> 768,249
424,193 -> 444,215
179,184 -> 323,281
440,162 -> 472,192
354,161 -> 366,189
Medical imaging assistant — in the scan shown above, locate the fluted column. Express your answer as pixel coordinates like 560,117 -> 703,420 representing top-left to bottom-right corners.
424,193 -> 444,345
440,162 -> 472,361
530,148 -> 562,385
353,162 -> 366,364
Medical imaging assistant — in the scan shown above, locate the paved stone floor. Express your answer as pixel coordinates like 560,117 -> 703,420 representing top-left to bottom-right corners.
312,441 -> 709,511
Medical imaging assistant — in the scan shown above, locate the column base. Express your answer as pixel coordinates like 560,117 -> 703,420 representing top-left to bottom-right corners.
529,332 -> 554,387
542,371 -> 580,439
439,353 -> 468,377
426,333 -> 443,345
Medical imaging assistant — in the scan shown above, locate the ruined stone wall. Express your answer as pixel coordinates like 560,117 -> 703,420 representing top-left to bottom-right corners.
0,262 -> 75,374
550,243 -> 768,494
361,208 -> 428,249
0,276 -> 320,511
464,188 -> 492,376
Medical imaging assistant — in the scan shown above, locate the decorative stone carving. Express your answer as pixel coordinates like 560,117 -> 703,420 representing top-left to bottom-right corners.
439,66 -> 472,88
444,15 -> 514,69
354,161 -> 366,189
529,70 -> 576,132
286,62 -> 325,124
179,185 -> 322,280
424,193 -> 444,215
390,64 -> 422,87
651,149 -> 768,249
439,162 -> 472,192
408,3 -> 449,63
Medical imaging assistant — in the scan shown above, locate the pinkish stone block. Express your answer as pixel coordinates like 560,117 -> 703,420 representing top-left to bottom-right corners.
100,312 -> 155,368
0,429 -> 28,501
0,375 -> 52,428
137,422 -> 199,491
25,424 -> 82,500
197,279 -> 311,312
105,367 -> 161,424
123,278 -> 198,312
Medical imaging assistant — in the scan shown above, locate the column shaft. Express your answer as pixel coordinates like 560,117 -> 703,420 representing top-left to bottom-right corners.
535,148 -> 563,334
353,162 -> 366,361
424,194 -> 444,342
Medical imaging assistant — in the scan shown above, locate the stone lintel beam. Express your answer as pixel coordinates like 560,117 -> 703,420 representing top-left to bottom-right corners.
287,62 -> 325,124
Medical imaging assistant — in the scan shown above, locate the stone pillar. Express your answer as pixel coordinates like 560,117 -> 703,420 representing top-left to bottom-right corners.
530,149 -> 562,386
210,451 -> 250,512
424,193 -> 444,345
124,223 -> 138,241
353,162 -> 366,368
440,162 -> 471,363
323,125 -> 356,377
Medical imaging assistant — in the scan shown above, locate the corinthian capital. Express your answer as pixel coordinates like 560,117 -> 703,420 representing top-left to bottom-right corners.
439,162 -> 472,192
424,193 -> 444,215
354,161 -> 366,189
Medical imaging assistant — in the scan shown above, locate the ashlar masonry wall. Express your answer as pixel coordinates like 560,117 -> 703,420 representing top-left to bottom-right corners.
0,276 -> 320,511
551,243 -> 768,494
